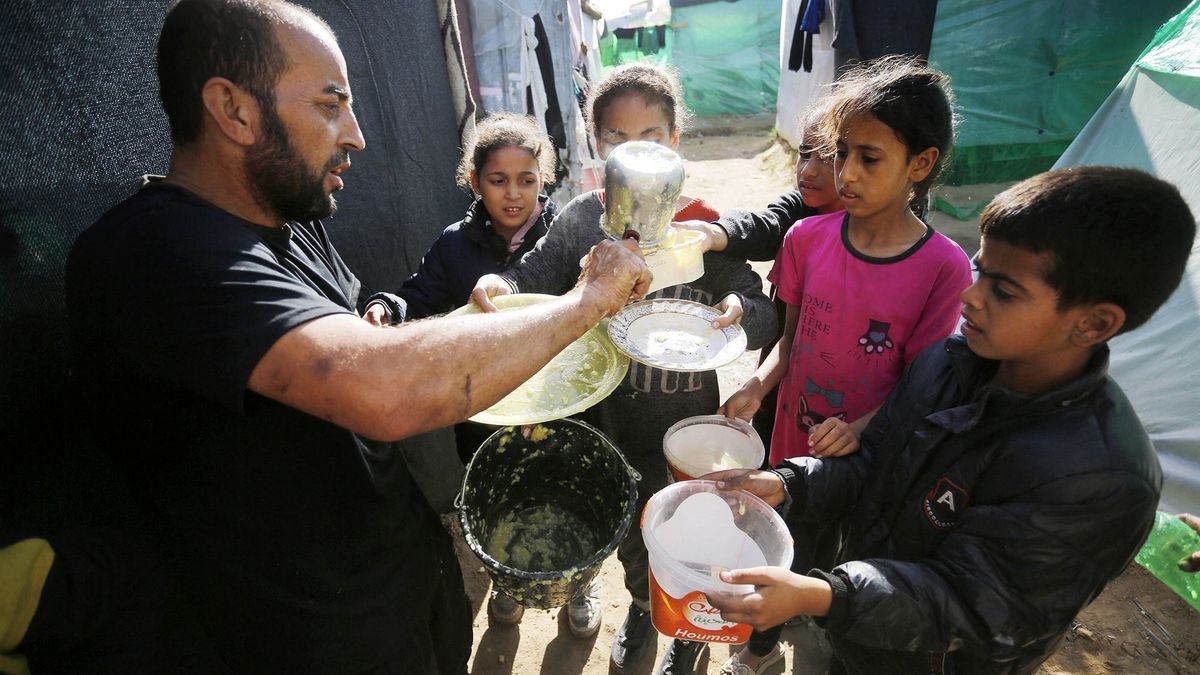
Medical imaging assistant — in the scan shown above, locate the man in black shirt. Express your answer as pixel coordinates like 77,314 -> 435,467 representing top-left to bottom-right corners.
64,1 -> 649,672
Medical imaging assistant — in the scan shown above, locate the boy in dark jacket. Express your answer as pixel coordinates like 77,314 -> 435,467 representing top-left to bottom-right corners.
705,166 -> 1196,675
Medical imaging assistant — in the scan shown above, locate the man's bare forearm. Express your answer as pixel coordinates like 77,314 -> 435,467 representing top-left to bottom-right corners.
250,291 -> 607,441
250,239 -> 649,441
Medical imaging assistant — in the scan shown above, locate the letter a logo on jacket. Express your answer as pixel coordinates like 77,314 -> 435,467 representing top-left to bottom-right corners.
923,477 -> 970,530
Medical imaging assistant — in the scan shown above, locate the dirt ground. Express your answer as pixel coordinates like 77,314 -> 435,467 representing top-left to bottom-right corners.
460,132 -> 1200,674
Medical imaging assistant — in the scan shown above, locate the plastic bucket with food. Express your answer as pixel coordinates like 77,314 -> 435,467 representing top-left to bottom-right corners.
458,418 -> 639,608
663,415 -> 765,481
642,480 -> 792,644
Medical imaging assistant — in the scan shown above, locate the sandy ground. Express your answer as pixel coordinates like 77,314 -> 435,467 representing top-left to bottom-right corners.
460,133 -> 1200,674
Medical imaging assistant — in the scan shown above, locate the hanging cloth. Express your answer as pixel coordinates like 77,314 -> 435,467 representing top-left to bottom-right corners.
788,0 -> 825,72
531,15 -> 568,152
517,15 -> 550,134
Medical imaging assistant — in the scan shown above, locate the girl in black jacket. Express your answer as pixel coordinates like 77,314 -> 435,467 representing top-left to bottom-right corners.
396,113 -> 558,320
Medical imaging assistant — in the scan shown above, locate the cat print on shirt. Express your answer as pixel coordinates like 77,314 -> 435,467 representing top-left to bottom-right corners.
857,318 -> 895,356
796,394 -> 847,433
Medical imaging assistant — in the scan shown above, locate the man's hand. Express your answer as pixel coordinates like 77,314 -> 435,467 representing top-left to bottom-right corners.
718,382 -> 762,422
471,274 -> 513,313
1179,513 -> 1200,573
362,302 -> 390,327
671,219 -> 728,253
809,418 -> 860,458
574,239 -> 651,317
707,567 -> 831,630
711,293 -> 743,329
704,468 -> 786,507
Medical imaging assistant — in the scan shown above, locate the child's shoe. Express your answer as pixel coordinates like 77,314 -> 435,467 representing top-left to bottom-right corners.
488,592 -> 524,625
719,644 -> 785,675
655,639 -> 706,675
610,602 -> 653,671
566,579 -> 603,637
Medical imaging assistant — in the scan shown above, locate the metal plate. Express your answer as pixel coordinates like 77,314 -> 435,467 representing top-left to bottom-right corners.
607,299 -> 747,372
448,294 -> 630,426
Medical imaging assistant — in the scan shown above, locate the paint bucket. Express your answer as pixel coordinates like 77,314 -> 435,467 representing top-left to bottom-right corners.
642,480 -> 792,644
457,418 -> 640,608
663,415 -> 765,481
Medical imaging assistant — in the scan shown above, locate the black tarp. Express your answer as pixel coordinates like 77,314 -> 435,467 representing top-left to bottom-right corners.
0,0 -> 469,528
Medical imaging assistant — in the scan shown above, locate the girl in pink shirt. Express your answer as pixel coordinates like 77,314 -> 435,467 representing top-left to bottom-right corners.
717,54 -> 973,675
723,56 -> 972,466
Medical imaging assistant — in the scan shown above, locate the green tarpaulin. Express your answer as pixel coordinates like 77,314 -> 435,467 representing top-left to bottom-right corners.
600,0 -> 780,118
930,0 -> 1187,184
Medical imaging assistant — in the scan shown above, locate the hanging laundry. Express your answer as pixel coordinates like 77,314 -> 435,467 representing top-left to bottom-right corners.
518,16 -> 550,133
531,14 -> 568,154
788,0 -> 824,72
466,0 -> 600,200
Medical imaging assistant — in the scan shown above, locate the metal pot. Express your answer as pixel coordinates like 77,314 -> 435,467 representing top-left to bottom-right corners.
602,141 -> 685,250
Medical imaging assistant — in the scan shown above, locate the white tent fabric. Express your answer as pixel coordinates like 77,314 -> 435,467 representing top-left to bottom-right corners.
775,0 -> 836,147
592,0 -> 670,31
1053,1 -> 1200,515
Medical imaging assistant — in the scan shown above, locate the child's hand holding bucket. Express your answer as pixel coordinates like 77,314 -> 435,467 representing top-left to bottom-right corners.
705,469 -> 787,508
707,567 -> 833,631
642,481 -> 793,644
718,381 -> 765,422
670,219 -> 728,253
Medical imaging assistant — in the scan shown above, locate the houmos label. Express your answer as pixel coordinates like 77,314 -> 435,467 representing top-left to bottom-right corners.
648,570 -> 751,644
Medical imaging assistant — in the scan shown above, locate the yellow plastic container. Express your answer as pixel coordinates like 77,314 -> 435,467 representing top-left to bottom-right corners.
644,229 -> 706,294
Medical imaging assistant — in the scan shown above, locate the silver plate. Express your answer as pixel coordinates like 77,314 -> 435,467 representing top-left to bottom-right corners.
607,299 -> 747,372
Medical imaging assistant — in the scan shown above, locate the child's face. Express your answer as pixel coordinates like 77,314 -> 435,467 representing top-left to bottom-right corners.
960,236 -> 1089,388
795,126 -> 840,214
834,113 -> 932,221
595,93 -> 677,160
470,145 -> 542,232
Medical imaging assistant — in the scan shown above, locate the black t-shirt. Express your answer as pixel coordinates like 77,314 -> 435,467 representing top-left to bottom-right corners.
65,183 -> 446,672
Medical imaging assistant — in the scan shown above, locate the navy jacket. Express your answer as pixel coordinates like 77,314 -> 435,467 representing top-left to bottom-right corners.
778,336 -> 1161,674
398,195 -> 556,319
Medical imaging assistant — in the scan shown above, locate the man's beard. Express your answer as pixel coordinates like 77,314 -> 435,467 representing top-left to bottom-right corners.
245,105 -> 348,223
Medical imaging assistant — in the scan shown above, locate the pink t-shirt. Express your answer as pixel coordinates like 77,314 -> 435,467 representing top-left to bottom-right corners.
767,211 -> 972,464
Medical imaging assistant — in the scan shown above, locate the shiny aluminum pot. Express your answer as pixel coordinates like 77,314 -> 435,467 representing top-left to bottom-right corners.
602,141 -> 685,249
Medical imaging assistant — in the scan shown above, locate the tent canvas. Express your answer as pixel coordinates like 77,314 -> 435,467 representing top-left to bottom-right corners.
772,0 -> 1185,185
929,0 -> 1185,185
1053,0 -> 1200,515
